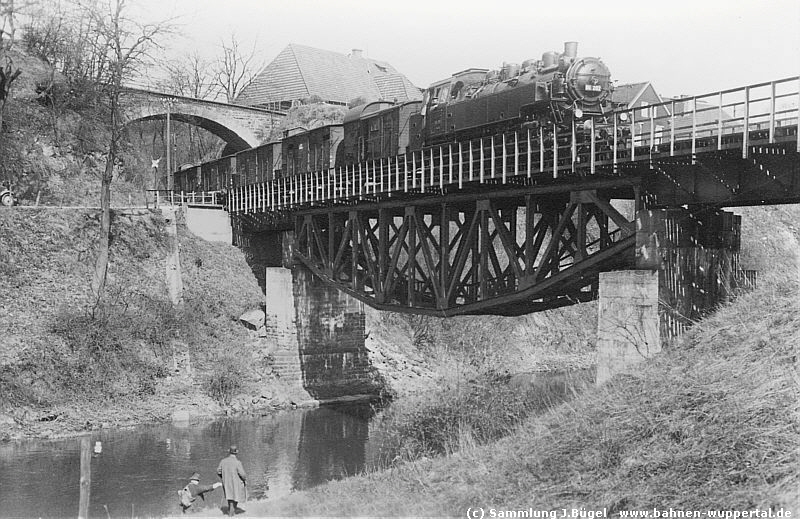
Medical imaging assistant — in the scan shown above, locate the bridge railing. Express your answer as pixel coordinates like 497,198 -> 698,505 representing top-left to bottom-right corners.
212,76 -> 799,214
611,76 -> 800,162
147,189 -> 224,208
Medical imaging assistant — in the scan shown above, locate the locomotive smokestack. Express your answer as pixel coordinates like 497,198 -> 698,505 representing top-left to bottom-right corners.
564,41 -> 578,59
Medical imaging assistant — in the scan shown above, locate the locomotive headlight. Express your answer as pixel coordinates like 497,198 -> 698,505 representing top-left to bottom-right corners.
618,112 -> 629,122
574,108 -> 583,119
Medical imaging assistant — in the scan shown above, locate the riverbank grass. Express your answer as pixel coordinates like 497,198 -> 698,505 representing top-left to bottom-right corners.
243,275 -> 799,516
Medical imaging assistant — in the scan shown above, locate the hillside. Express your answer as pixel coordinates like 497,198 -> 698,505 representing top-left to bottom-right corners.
235,204 -> 800,514
0,208 -> 272,438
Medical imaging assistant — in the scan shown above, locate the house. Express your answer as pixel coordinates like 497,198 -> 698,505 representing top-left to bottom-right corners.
612,81 -> 671,120
612,81 -> 671,145
613,82 -> 734,143
235,44 -> 423,110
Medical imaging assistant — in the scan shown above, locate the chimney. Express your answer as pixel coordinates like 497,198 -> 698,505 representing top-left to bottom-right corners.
351,49 -> 363,59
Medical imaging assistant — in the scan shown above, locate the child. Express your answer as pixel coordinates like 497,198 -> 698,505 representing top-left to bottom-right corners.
178,472 -> 222,513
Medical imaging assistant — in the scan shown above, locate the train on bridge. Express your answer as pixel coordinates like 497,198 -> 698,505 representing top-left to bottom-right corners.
174,41 -> 615,196
167,44 -> 798,319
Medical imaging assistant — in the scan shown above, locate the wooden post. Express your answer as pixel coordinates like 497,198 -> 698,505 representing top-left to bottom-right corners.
670,100 -> 675,157
404,155 -> 409,193
718,91 -> 724,150
742,86 -> 750,159
527,129 -> 532,178
469,140 -> 474,181
78,436 -> 91,519
539,126 -> 544,173
480,138 -> 485,183
553,123 -> 559,178
458,142 -> 463,189
589,117 -> 596,174
166,100 -> 172,191
691,97 -> 698,162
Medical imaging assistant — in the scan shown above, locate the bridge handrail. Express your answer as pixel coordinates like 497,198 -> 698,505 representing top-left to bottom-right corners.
174,76 -> 798,215
146,189 -> 224,208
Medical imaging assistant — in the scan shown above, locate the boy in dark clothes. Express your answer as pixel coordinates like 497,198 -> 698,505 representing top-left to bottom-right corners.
179,472 -> 222,513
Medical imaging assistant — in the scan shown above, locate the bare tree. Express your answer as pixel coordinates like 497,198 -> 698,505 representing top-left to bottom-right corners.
0,0 -> 25,132
86,0 -> 171,308
154,52 -> 222,166
162,50 -> 216,99
213,32 -> 260,103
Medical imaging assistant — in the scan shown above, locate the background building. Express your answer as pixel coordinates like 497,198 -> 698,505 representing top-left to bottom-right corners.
235,44 -> 422,110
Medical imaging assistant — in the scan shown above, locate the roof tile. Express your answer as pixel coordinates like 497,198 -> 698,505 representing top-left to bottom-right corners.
236,44 -> 422,106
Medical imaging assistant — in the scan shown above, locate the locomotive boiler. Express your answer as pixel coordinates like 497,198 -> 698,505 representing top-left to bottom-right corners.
419,41 -> 612,145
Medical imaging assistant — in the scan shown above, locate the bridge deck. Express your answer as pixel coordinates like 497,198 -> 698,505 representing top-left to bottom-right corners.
218,76 -> 799,215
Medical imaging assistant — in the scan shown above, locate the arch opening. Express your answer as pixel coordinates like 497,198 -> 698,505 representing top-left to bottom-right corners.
124,113 -> 253,155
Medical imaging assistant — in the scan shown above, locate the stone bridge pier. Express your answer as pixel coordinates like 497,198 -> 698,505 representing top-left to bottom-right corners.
235,207 -> 743,393
596,207 -> 744,383
247,231 -> 386,403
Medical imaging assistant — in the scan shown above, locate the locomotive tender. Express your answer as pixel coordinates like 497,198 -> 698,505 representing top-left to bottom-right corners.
174,41 -> 613,196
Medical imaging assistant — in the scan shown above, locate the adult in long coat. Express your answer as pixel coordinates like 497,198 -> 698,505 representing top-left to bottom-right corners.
217,445 -> 247,516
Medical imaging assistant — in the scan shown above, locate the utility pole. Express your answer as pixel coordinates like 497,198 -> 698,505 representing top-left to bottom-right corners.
166,99 -> 172,190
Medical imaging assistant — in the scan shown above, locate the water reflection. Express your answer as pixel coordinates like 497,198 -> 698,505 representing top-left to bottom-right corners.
0,371 -> 588,518
0,405 -> 375,518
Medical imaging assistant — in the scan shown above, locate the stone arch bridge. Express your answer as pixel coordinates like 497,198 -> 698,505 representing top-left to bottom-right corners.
120,88 -> 285,155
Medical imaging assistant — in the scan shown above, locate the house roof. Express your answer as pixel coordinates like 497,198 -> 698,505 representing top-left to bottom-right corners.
235,44 -> 422,107
611,82 -> 651,108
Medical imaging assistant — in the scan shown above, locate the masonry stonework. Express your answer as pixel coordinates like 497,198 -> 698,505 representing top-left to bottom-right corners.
595,270 -> 660,384
596,208 -> 743,384
264,256 -> 386,402
120,89 -> 283,152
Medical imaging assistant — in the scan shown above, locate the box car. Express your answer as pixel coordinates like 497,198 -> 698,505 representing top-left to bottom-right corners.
282,124 -> 344,176
342,101 -> 423,164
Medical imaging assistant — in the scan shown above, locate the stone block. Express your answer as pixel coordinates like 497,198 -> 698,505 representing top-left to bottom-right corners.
596,270 -> 660,384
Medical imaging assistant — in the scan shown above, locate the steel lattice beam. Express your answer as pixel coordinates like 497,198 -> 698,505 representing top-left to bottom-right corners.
293,182 -> 637,316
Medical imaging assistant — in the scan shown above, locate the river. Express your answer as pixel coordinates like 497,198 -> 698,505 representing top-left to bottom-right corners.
0,404 -> 377,518
0,369 -> 591,518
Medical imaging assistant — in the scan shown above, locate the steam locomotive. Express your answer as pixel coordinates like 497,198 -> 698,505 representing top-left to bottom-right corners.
174,41 -> 613,195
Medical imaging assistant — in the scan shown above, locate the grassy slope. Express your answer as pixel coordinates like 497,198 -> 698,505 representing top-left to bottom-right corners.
240,205 -> 800,515
0,208 -> 265,437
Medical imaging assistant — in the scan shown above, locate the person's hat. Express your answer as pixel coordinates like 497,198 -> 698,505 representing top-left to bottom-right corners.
189,472 -> 200,481
229,445 -> 238,454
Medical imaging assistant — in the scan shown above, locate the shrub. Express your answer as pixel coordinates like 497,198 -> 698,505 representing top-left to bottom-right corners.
205,355 -> 245,405
46,294 -> 177,399
369,369 -> 593,467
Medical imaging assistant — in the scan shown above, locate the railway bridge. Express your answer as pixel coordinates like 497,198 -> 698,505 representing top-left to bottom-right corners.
120,88 -> 284,155
173,76 -> 799,393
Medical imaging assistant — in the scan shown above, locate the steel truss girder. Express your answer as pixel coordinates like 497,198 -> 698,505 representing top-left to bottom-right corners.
631,144 -> 800,208
293,182 -> 637,316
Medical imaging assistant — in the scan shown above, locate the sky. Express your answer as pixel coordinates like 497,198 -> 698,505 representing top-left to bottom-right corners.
133,0 -> 800,100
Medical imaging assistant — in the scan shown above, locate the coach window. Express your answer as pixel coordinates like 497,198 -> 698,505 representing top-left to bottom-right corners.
451,81 -> 463,100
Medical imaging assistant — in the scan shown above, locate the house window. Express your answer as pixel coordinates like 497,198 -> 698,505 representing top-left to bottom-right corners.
640,102 -> 650,119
